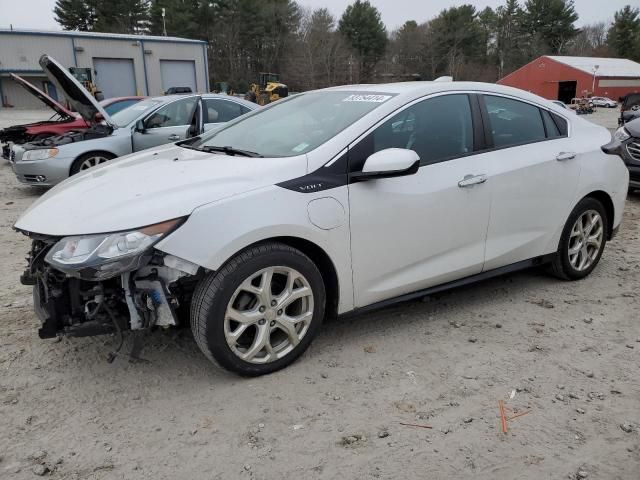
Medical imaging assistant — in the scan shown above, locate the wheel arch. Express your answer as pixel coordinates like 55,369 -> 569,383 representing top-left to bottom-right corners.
70,150 -> 118,175
582,190 -> 615,239
224,236 -> 340,320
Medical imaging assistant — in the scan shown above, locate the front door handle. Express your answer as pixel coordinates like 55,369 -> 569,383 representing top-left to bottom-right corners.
556,151 -> 576,161
168,134 -> 181,141
458,174 -> 487,188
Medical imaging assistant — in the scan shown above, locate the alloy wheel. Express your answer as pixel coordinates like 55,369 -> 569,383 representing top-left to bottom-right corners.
568,209 -> 603,271
224,266 -> 314,364
79,156 -> 109,170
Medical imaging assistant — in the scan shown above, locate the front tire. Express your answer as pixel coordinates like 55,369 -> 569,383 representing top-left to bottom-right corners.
191,242 -> 326,376
70,152 -> 115,175
549,197 -> 608,280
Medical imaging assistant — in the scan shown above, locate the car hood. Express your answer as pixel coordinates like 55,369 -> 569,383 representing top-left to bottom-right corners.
10,73 -> 75,119
14,145 -> 307,236
39,54 -> 114,127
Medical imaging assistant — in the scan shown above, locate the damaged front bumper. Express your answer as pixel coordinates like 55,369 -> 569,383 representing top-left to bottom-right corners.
21,236 -> 201,341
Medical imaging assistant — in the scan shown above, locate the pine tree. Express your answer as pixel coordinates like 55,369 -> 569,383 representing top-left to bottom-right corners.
521,0 -> 579,54
53,0 -> 96,31
94,0 -> 150,34
607,5 -> 640,61
149,0 -> 201,38
338,0 -> 387,82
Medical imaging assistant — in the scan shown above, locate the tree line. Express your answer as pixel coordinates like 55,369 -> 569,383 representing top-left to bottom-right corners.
53,0 -> 640,92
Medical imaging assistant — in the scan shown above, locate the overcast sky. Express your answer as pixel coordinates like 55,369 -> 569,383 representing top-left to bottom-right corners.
0,0 -> 631,32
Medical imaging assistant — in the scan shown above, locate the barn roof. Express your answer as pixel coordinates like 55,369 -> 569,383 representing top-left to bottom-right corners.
546,56 -> 640,78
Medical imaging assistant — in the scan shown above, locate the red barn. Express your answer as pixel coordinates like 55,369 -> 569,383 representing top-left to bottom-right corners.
497,56 -> 640,103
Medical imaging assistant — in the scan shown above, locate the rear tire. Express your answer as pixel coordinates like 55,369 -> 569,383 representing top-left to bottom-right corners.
191,242 -> 326,376
548,197 -> 608,280
70,152 -> 115,175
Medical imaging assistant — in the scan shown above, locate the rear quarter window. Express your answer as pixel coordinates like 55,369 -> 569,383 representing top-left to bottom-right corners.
549,111 -> 568,137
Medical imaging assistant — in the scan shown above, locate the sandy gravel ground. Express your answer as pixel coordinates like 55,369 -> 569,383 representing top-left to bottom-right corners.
0,108 -> 638,480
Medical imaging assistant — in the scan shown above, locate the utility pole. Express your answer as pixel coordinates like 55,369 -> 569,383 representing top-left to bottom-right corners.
162,7 -> 167,36
591,65 -> 599,94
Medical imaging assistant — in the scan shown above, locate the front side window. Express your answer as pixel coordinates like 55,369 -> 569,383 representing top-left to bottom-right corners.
350,94 -> 474,171
191,91 -> 395,157
144,97 -> 198,129
484,95 -> 546,148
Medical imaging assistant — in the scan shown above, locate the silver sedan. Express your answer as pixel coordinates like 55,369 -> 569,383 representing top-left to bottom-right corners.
11,94 -> 256,186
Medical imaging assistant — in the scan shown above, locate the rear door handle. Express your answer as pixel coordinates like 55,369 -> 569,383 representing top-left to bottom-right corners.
556,151 -> 576,161
458,174 -> 487,188
168,134 -> 181,141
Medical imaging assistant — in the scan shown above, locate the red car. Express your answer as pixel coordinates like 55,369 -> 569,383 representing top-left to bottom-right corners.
1,73 -> 144,159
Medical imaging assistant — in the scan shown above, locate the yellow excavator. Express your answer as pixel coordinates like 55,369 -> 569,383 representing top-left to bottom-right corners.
244,73 -> 288,105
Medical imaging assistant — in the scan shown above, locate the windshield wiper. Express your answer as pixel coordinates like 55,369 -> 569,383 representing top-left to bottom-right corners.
201,145 -> 263,157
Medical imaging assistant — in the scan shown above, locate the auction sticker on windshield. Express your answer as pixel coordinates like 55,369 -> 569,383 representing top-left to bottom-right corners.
342,94 -> 392,103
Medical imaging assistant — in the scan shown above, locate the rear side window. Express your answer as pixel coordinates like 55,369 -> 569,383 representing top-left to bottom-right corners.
204,99 -> 247,123
350,94 -> 474,170
484,95 -> 546,148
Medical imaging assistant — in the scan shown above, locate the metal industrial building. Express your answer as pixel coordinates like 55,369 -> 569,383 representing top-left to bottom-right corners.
498,56 -> 640,103
0,29 -> 209,108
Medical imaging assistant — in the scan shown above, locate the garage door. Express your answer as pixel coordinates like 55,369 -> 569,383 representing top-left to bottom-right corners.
93,58 -> 136,99
160,60 -> 197,94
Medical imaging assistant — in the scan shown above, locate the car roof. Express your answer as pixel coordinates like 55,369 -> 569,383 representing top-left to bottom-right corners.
146,93 -> 257,108
100,96 -> 147,105
320,81 -> 557,107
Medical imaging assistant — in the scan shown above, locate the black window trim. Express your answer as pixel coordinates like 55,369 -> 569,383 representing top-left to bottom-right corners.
478,93 -> 570,153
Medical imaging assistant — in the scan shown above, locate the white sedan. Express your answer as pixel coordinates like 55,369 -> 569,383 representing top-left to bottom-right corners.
591,96 -> 617,108
15,81 -> 628,376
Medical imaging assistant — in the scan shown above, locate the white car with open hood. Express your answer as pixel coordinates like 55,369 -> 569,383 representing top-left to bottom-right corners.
15,81 -> 628,376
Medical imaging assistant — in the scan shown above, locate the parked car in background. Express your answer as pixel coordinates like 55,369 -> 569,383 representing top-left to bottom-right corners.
603,117 -> 640,192
14,81 -> 628,376
619,93 -> 640,126
165,86 -> 192,94
0,73 -> 145,159
591,96 -> 617,108
10,54 -> 256,186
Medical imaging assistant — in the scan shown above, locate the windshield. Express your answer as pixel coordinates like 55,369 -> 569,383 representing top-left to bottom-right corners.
190,91 -> 395,157
110,99 -> 162,127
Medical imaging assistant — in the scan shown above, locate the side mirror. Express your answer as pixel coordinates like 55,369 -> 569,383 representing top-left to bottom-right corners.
135,119 -> 146,133
351,148 -> 420,182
